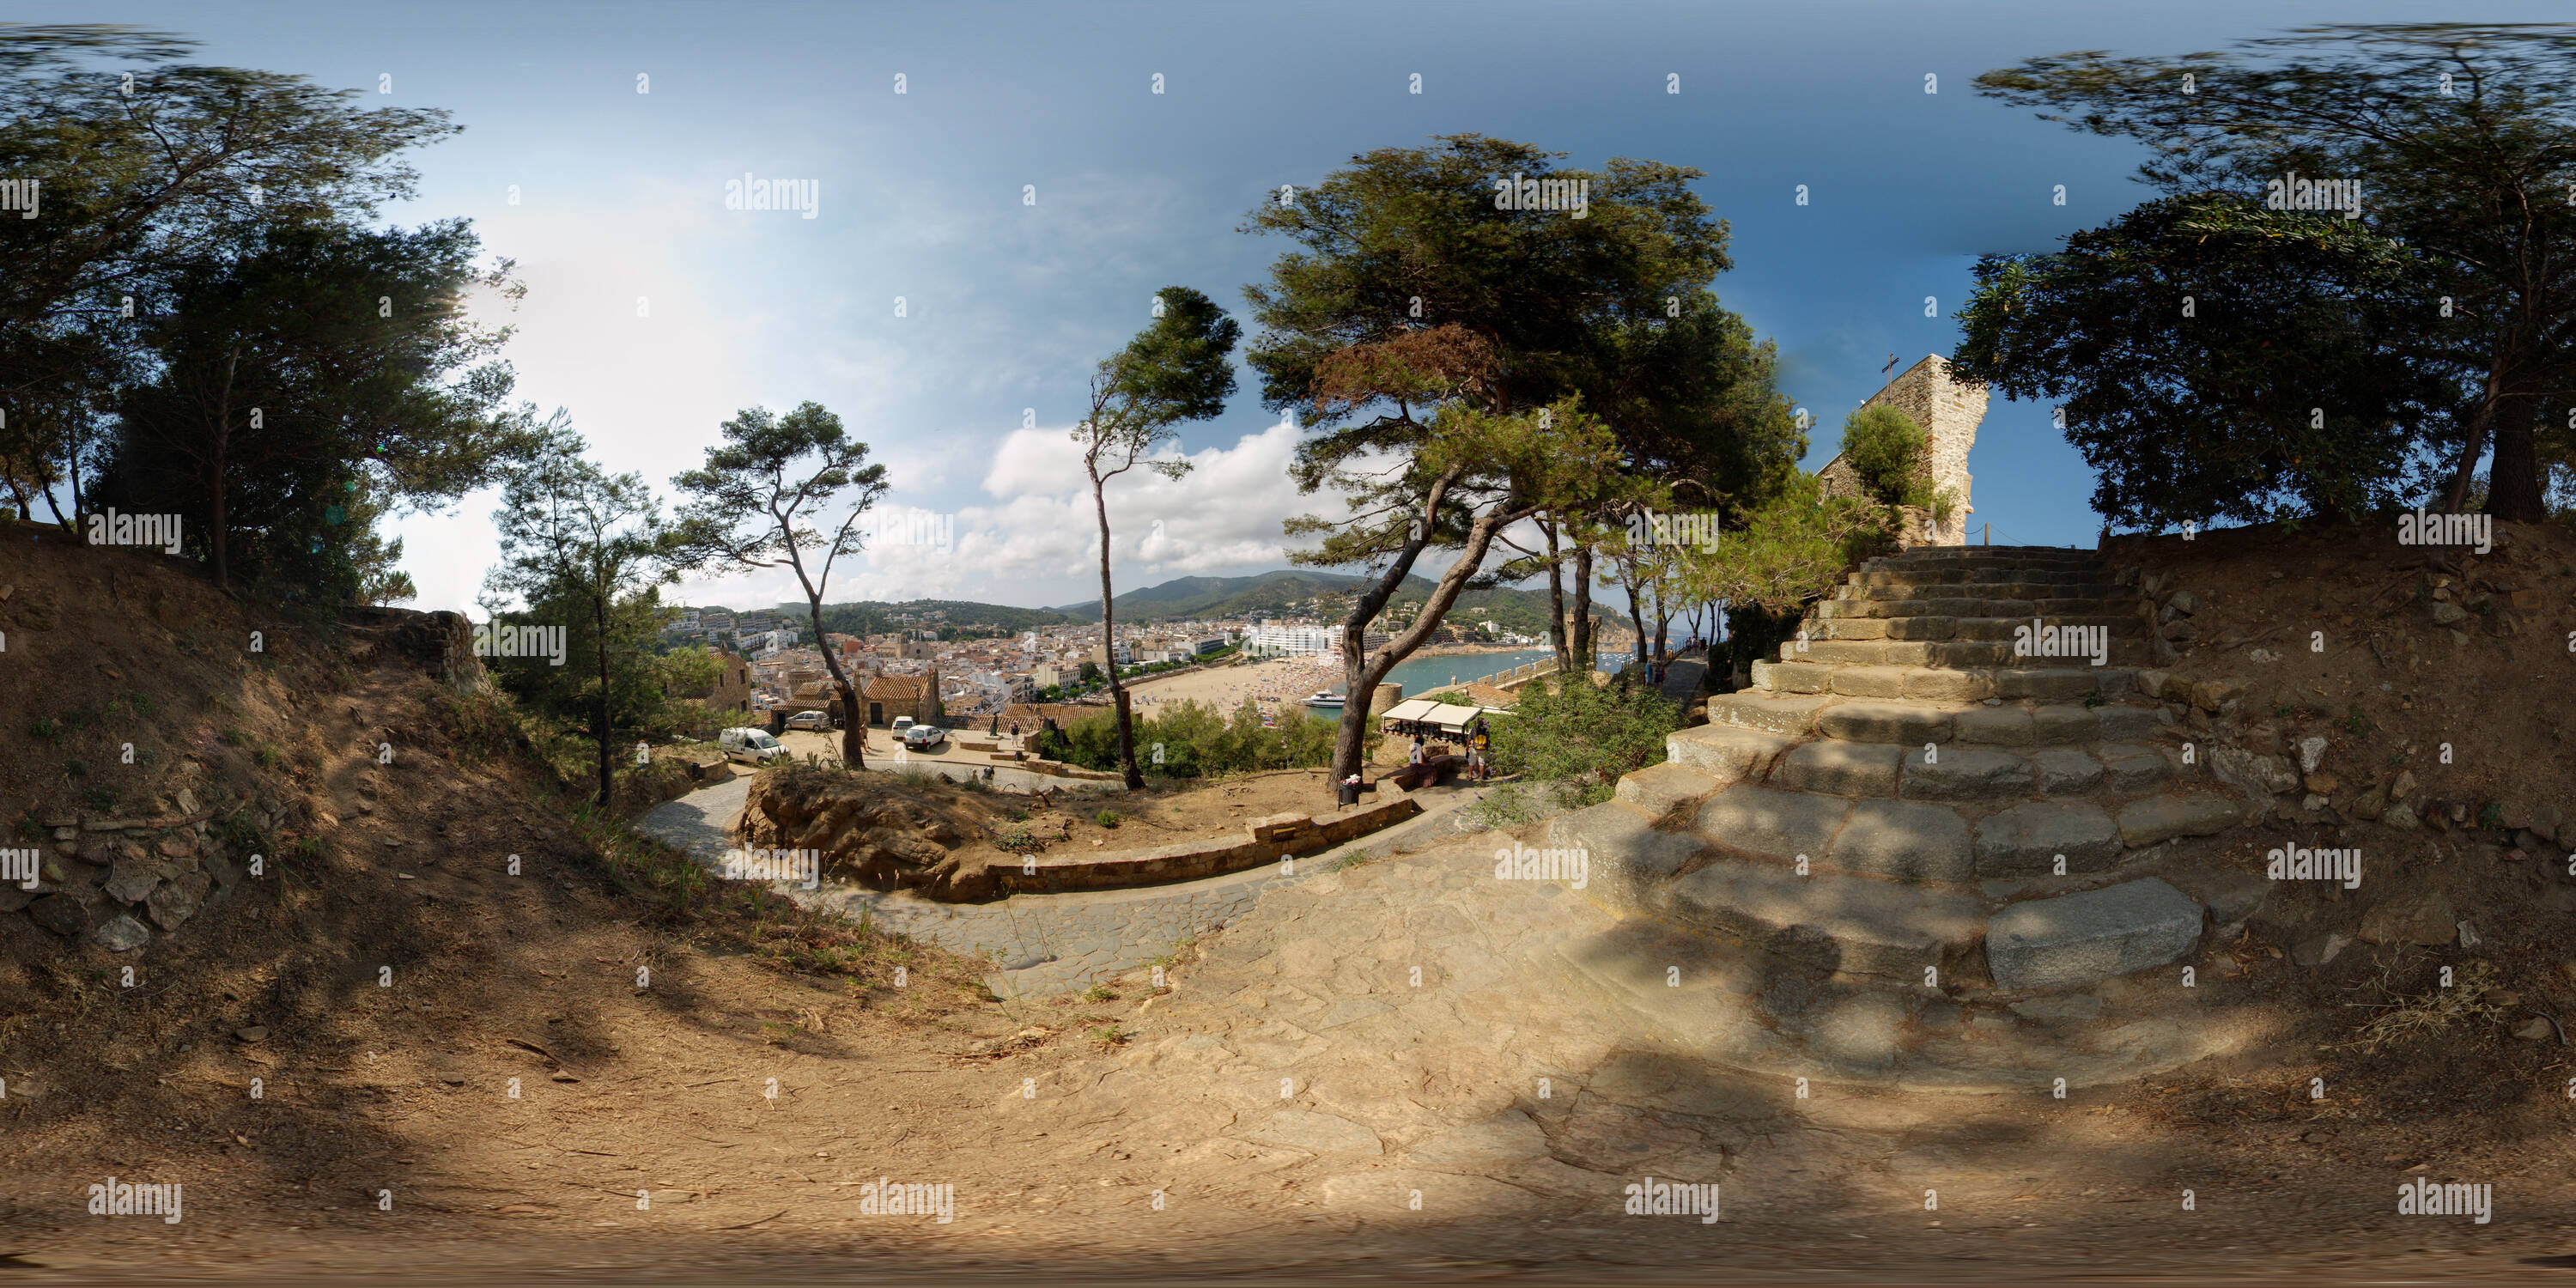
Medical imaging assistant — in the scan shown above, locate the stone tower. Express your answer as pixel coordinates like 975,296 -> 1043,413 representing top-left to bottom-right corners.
1819,355 -> 1987,545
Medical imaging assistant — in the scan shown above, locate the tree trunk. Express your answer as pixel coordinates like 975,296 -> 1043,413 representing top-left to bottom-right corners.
1327,467 -> 1461,782
1625,576 -> 1649,666
2487,392 -> 2548,522
2444,359 -> 2506,514
1091,474 -> 1143,790
1330,498 -> 1532,783
806,596 -> 866,770
594,592 -> 613,811
1542,517 -> 1571,673
1570,543 -> 1595,676
210,346 -> 238,591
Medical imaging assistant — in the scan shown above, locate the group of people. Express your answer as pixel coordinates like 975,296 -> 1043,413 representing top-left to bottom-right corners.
1402,716 -> 1495,782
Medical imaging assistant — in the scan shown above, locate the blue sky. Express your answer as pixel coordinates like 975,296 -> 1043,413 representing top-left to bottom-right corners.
33,0 -> 2547,611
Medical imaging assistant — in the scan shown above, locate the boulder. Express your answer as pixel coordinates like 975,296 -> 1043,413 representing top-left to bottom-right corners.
88,914 -> 150,952
1986,878 -> 2202,991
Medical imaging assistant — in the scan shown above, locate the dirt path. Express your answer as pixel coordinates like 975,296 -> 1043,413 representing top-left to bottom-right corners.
11,789 -> 2576,1282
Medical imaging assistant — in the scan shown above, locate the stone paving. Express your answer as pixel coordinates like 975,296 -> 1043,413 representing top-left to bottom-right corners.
635,773 -> 1510,997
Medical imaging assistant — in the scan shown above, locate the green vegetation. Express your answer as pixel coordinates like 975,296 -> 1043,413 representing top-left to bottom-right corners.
1484,677 -> 1682,811
1055,698 -> 1349,779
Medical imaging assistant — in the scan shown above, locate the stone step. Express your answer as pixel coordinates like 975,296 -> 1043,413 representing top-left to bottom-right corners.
1551,916 -> 2251,1092
1751,659 -> 2145,700
1848,580 -> 2133,600
1685,780 -> 2242,885
1776,638 -> 2152,669
1807,616 -> 2150,644
1819,597 -> 2135,620
1663,850 -> 1986,982
1872,545 -> 2102,563
1857,567 -> 2110,588
1705,689 -> 2167,738
1985,878 -> 2202,991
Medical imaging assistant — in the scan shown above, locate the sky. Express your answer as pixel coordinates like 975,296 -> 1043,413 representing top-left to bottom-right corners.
30,0 -> 2558,613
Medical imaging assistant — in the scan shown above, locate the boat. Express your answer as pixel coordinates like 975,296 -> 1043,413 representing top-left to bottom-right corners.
1300,690 -> 1346,709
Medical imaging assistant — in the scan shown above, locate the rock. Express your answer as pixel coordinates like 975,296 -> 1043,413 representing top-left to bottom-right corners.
2512,1017 -> 2555,1042
103,857 -> 160,903
235,1025 -> 268,1042
174,788 -> 197,815
0,886 -> 35,913
2297,736 -> 2329,774
2448,629 -> 2471,647
28,894 -> 88,937
2166,589 -> 2203,615
1985,878 -> 2202,991
2160,619 -> 2201,644
2303,793 -> 2330,812
2516,829 -> 2554,855
2391,770 -> 2418,801
2500,803 -> 2531,832
2116,793 -> 2242,847
153,836 -> 193,860
2248,647 -> 2280,664
2134,669 -> 2173,702
88,914 -> 150,952
2385,802 -> 2420,829
2189,679 -> 2241,712
1901,744 -> 2033,800
1663,725 -> 1794,787
1974,801 -> 2123,877
2210,744 -> 2300,798
2349,791 -> 2387,822
144,880 -> 198,931
2359,891 -> 2456,946
2430,601 -> 2467,625
2291,933 -> 2352,967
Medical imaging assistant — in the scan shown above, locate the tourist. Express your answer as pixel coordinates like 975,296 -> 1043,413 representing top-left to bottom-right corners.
1467,718 -> 1492,781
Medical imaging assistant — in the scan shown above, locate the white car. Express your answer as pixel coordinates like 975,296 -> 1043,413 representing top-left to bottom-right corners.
718,727 -> 789,764
902,723 -> 945,750
785,710 -> 832,731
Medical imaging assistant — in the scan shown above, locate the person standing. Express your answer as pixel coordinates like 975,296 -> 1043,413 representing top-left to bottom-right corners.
1468,717 -> 1492,782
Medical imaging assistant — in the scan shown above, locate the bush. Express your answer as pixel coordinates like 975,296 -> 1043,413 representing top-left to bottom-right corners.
1842,404 -> 1929,507
1057,698 -> 1341,778
1486,674 -> 1681,810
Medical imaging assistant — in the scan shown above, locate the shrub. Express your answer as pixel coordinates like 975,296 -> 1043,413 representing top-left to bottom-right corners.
1486,674 -> 1681,810
1843,404 -> 1931,507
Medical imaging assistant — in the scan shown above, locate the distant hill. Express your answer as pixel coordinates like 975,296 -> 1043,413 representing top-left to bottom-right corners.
1047,568 -> 1615,637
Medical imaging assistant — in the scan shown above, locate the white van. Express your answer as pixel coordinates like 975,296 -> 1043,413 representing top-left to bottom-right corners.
719,727 -> 789,764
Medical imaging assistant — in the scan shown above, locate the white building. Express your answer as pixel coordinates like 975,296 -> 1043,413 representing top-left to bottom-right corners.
1244,625 -> 1389,659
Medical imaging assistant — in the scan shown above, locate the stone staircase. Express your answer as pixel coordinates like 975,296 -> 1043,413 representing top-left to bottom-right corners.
1546,546 -> 2275,1092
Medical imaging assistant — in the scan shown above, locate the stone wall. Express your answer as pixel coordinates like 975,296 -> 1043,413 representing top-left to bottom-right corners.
343,607 -> 486,695
0,787 -> 271,951
1858,355 -> 1985,545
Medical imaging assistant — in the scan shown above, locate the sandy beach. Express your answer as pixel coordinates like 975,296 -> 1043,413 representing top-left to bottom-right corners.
1124,655 -> 1347,719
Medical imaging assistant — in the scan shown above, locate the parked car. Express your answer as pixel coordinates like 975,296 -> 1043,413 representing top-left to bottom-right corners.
718,727 -> 789,764
785,710 -> 831,731
891,716 -> 916,732
902,723 -> 945,750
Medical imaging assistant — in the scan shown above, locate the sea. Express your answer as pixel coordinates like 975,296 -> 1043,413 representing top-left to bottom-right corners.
1309,648 -> 1554,723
